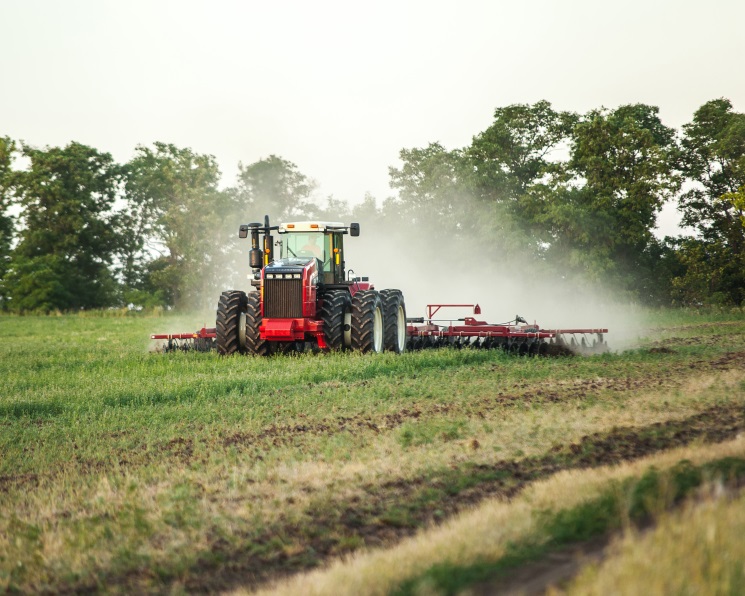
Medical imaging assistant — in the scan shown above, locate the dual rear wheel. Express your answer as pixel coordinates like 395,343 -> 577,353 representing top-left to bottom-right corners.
350,289 -> 407,354
379,289 -> 406,354
323,288 -> 407,354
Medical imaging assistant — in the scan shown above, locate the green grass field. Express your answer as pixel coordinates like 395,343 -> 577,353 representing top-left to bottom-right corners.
1,309 -> 745,593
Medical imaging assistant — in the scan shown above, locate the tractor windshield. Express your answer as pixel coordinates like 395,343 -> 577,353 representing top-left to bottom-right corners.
280,232 -> 331,270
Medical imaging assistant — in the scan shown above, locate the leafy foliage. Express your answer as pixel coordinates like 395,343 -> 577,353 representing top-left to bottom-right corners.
547,104 -> 678,297
123,143 -> 234,308
1,97 -> 744,310
467,99 -> 576,218
231,154 -> 315,221
0,136 -> 16,307
673,99 -> 745,305
4,142 -> 123,311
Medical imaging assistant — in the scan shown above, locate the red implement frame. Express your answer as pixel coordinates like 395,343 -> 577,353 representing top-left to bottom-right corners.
408,304 -> 608,341
150,327 -> 216,341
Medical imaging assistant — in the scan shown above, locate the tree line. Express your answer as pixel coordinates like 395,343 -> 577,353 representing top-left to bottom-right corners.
1,98 -> 744,312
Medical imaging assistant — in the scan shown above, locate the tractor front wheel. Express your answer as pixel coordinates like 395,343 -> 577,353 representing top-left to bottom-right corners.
245,291 -> 271,356
351,290 -> 384,353
380,289 -> 407,353
216,290 -> 247,355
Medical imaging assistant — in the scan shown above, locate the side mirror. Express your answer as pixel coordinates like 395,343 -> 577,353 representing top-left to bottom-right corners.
350,223 -> 360,237
239,225 -> 249,239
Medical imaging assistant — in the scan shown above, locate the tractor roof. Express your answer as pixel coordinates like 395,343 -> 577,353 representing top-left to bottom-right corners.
278,221 -> 345,233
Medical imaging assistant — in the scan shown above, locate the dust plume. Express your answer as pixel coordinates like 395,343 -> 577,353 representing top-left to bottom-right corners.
343,203 -> 645,352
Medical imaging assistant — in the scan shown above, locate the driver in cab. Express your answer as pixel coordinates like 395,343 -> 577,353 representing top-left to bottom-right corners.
301,235 -> 323,259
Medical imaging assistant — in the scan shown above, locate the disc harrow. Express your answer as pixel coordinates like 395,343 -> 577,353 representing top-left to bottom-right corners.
405,304 -> 608,356
151,326 -> 216,353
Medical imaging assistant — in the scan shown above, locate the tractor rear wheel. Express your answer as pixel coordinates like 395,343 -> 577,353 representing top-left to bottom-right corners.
216,290 -> 247,355
351,290 -> 384,353
320,290 -> 351,351
245,291 -> 271,356
380,289 -> 407,353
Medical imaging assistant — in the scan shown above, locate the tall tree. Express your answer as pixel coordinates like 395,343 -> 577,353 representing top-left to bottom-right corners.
675,99 -> 745,304
0,136 -> 16,308
387,141 -> 537,262
124,142 -> 234,308
468,100 -> 577,203
232,155 -> 315,222
388,142 -> 470,227
5,142 -> 123,311
547,104 -> 678,295
465,101 -> 579,260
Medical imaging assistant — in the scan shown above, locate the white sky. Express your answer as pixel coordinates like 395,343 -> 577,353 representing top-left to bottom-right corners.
2,0 -> 744,237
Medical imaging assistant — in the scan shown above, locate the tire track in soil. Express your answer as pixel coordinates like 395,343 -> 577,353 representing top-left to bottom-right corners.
3,350 -> 744,493
221,351 -> 745,450
470,482 -> 745,596
91,401 -> 745,594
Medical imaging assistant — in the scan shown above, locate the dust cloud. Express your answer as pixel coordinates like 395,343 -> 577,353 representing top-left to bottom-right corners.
343,210 -> 645,352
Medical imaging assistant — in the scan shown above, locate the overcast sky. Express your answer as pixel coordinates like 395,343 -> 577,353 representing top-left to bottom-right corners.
2,0 -> 744,236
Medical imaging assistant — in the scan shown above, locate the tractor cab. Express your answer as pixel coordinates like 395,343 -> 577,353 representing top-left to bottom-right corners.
276,222 -> 348,285
240,217 -> 360,287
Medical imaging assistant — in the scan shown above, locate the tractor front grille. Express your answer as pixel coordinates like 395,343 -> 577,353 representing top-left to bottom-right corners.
264,278 -> 303,318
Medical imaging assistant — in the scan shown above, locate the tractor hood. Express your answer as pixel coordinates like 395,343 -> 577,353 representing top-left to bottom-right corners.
266,257 -> 314,269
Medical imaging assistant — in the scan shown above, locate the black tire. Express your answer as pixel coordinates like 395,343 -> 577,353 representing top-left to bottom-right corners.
216,290 -> 247,355
351,290 -> 384,353
319,290 -> 351,351
380,289 -> 407,353
245,291 -> 271,356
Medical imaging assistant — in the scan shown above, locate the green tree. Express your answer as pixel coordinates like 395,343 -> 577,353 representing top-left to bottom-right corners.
466,101 -> 577,263
232,155 -> 315,222
0,136 -> 16,308
387,103 -> 578,263
4,142 -> 123,311
388,143 -> 471,227
313,195 -> 353,222
124,142 -> 234,308
675,99 -> 745,304
547,104 -> 678,297
467,100 -> 576,207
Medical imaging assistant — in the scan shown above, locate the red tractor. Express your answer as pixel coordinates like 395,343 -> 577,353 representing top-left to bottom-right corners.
216,216 -> 407,355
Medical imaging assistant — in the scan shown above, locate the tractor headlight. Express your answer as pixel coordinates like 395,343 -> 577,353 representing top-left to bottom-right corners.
293,273 -> 301,279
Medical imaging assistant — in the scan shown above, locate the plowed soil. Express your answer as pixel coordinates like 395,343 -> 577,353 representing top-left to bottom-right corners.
84,400 -> 744,594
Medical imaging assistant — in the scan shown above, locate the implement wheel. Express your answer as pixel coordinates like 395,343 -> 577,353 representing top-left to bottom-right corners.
216,290 -> 247,355
320,290 -> 352,351
351,290 -> 384,353
380,289 -> 407,354
245,291 -> 271,356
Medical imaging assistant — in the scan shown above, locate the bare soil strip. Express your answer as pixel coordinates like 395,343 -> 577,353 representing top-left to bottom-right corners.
78,400 -> 744,594
467,537 -> 612,596
472,479 -> 745,596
